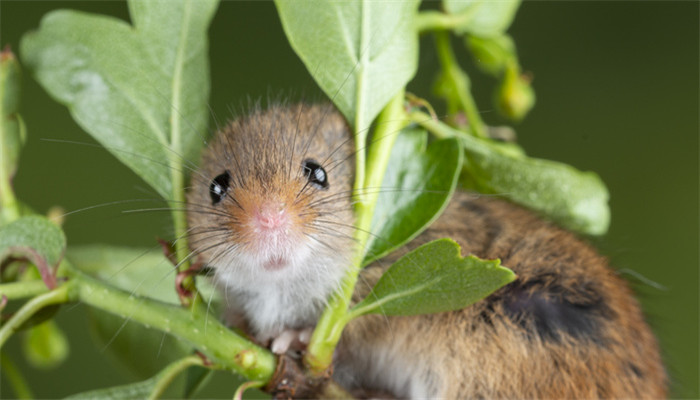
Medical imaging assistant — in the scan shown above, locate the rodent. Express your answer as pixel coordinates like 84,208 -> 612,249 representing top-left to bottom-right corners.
187,103 -> 666,398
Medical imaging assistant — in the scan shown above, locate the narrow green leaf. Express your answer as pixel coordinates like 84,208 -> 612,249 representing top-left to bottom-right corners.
460,134 -> 610,235
20,0 -> 218,200
275,0 -> 420,131
0,216 -> 66,287
443,0 -> 521,37
364,128 -> 462,265
353,238 -> 515,317
68,245 -> 220,379
0,49 -> 26,224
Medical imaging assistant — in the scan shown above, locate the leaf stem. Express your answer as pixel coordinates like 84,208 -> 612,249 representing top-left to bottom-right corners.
304,91 -> 408,374
0,279 -> 50,300
147,354 -> 204,400
233,380 -> 264,400
0,284 -> 71,348
434,31 -> 488,139
415,10 -> 474,33
409,110 -> 462,140
0,351 -> 34,399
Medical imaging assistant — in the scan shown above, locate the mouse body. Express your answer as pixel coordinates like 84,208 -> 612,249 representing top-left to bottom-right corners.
336,192 -> 666,398
187,104 -> 666,398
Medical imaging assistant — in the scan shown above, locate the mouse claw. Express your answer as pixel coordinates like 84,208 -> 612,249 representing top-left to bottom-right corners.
270,328 -> 314,354
298,327 -> 312,344
271,330 -> 297,354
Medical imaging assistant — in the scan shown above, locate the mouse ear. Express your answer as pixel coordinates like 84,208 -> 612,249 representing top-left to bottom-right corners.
209,171 -> 231,205
302,159 -> 329,190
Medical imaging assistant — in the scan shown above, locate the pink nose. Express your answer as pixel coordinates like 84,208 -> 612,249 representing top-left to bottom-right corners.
255,203 -> 288,230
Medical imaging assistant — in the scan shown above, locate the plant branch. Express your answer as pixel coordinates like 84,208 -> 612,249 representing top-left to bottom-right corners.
64,268 -> 276,382
303,90 -> 408,375
0,284 -> 71,348
434,31 -> 488,139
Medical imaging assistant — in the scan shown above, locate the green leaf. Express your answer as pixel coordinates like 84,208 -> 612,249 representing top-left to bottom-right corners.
68,245 -> 221,379
275,0 -> 420,131
64,355 -> 202,400
364,128 -> 462,265
460,134 -> 610,235
183,366 -> 213,398
22,320 -> 69,369
352,238 -> 515,317
0,216 -> 66,287
0,49 -> 26,224
443,0 -> 521,37
20,0 -> 218,200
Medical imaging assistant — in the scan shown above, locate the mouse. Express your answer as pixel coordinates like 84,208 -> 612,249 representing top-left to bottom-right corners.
186,103 -> 666,398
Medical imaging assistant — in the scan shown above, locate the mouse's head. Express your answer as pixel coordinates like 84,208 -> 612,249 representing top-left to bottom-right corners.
187,104 -> 356,291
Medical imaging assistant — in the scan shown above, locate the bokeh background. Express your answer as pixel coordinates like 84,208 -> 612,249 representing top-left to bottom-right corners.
1,1 -> 697,398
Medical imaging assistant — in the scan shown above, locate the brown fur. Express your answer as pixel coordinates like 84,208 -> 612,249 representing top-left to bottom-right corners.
188,104 -> 666,398
338,193 -> 667,398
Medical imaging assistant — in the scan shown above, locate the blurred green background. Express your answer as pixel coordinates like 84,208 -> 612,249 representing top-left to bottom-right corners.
1,1 -> 697,398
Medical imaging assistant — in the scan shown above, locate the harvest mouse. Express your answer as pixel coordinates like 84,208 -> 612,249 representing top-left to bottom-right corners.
187,103 -> 666,398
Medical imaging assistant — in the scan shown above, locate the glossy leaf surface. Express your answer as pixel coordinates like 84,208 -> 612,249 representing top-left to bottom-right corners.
21,0 -> 218,200
364,128 -> 462,265
275,0 -> 420,131
459,133 -> 610,235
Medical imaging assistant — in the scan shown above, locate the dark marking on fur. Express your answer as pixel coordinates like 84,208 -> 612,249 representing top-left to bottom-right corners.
498,276 -> 607,343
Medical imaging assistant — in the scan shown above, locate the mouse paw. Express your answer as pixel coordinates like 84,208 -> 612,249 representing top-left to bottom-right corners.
271,327 -> 313,355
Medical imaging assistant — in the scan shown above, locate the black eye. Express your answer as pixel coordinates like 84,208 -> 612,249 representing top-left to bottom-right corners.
209,171 -> 231,205
303,159 -> 329,190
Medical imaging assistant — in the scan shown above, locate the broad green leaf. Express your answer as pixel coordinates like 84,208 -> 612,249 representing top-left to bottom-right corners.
22,320 -> 69,369
353,238 -> 514,317
68,245 -> 220,379
364,128 -> 462,265
0,216 -> 66,287
275,0 -> 420,131
459,133 -> 610,235
444,0 -> 521,37
0,49 -> 26,224
20,0 -> 218,200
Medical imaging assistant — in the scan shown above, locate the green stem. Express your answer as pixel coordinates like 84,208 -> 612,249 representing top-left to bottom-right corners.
0,284 -> 71,348
0,351 -> 34,399
304,91 -> 408,374
66,269 -> 276,382
0,280 -> 49,300
409,110 -> 462,140
415,9 -> 476,33
148,355 -> 204,400
434,31 -> 488,139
